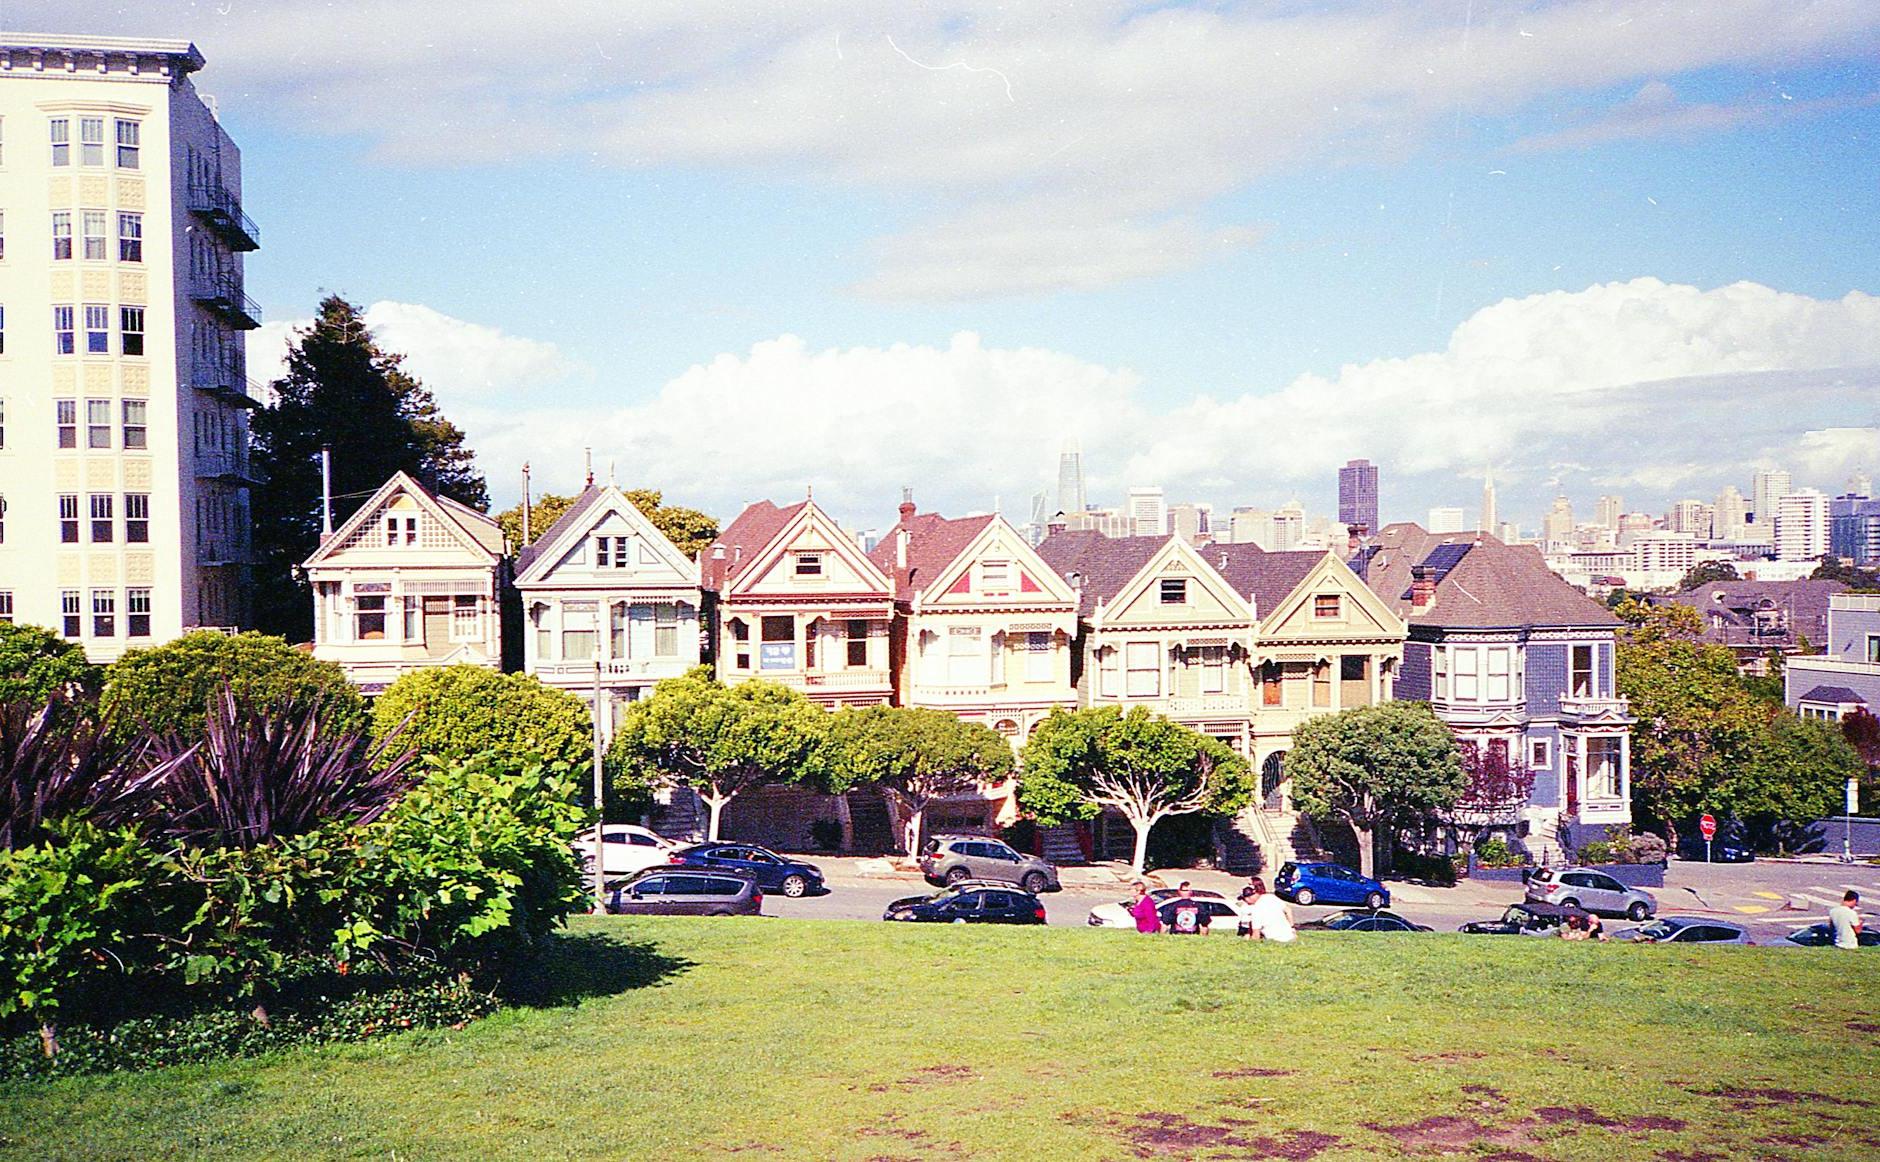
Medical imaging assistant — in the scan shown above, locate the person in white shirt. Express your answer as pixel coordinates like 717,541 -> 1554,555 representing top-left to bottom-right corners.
1829,890 -> 1864,950
1239,876 -> 1296,943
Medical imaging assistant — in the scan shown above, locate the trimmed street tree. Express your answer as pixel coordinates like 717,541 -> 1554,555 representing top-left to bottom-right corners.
0,623 -> 99,707
371,666 -> 592,773
101,631 -> 364,741
1286,701 -> 1465,878
1018,706 -> 1252,875
825,705 -> 1013,854
1726,711 -> 1865,850
607,668 -> 827,840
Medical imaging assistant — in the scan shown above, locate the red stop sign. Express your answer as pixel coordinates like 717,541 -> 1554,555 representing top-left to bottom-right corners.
1699,813 -> 1717,840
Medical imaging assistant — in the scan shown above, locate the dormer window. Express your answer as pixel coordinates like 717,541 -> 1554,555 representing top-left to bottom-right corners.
795,552 -> 823,577
982,560 -> 1010,589
1314,594 -> 1341,618
1159,578 -> 1187,604
383,516 -> 417,546
596,536 -> 630,568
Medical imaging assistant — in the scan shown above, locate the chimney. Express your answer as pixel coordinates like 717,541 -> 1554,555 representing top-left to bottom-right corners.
899,486 -> 916,525
1410,564 -> 1437,609
1347,521 -> 1368,557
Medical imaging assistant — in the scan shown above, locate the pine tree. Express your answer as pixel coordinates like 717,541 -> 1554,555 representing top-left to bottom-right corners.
250,296 -> 487,638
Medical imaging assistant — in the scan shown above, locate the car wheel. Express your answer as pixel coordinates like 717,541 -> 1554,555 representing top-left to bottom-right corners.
1627,901 -> 1649,922
1365,891 -> 1385,911
951,917 -> 968,925
1560,897 -> 1580,912
1022,872 -> 1048,894
780,874 -> 809,898
1294,888 -> 1315,907
944,866 -> 971,886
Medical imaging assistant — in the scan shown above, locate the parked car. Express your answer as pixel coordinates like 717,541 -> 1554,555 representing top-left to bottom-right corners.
574,824 -> 679,876
1297,908 -> 1430,933
1776,922 -> 1880,949
884,882 -> 1047,925
1274,861 -> 1389,909
1086,888 -> 1244,931
1614,916 -> 1753,945
918,835 -> 1060,894
1525,866 -> 1657,920
605,867 -> 762,916
1675,836 -> 1755,863
1458,902 -> 1589,936
671,843 -> 826,897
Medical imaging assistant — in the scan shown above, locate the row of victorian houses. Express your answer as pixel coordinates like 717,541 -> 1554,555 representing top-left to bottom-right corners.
299,472 -> 1635,868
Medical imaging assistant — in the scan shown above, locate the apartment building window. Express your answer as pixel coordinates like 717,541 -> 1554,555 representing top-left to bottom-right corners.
383,515 -> 417,546
125,493 -> 149,542
1869,635 -> 1880,665
121,400 -> 147,449
80,117 -> 105,166
58,494 -> 79,542
50,117 -> 71,166
795,552 -> 823,577
1570,645 -> 1595,698
118,213 -> 143,262
355,595 -> 387,640
127,588 -> 151,638
1314,594 -> 1341,618
1125,641 -> 1161,697
649,603 -> 678,658
1312,661 -> 1332,707
1261,661 -> 1282,706
728,617 -> 751,670
116,119 -> 141,169
0,494 -> 6,544
120,307 -> 145,356
1585,736 -> 1621,799
561,602 -> 597,662
55,399 -> 76,447
1433,645 -> 1449,700
760,616 -> 795,670
52,212 -> 73,259
82,210 -> 107,260
530,603 -> 552,659
1026,631 -> 1052,682
0,592 -> 12,624
84,307 -> 109,355
54,307 -> 75,355
91,590 -> 116,637
981,560 -> 1010,589
89,494 -> 114,542
61,591 -> 81,637
86,399 -> 111,448
1159,578 -> 1186,604
1453,647 -> 1479,701
451,595 -> 480,641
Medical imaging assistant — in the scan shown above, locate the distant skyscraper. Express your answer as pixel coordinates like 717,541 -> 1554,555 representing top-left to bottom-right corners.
1752,468 -> 1791,527
1775,489 -> 1829,561
1480,466 -> 1497,535
1712,486 -> 1748,541
1849,471 -> 1874,499
1126,486 -> 1167,536
1229,507 -> 1271,548
1056,445 -> 1086,515
1427,506 -> 1467,534
1271,501 -> 1306,548
1338,459 -> 1379,534
1025,491 -> 1051,545
1595,495 -> 1624,533
1667,500 -> 1714,537
1168,502 -> 1212,543
1542,496 -> 1575,547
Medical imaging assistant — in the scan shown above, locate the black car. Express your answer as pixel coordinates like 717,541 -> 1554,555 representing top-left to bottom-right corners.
606,868 -> 762,916
1675,836 -> 1755,863
1459,902 -> 1589,936
1296,908 -> 1431,933
671,842 -> 826,897
1780,922 -> 1880,949
883,883 -> 1047,925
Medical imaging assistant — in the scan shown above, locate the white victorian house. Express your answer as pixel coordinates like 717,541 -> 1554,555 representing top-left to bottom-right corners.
513,485 -> 703,735
302,472 -> 507,694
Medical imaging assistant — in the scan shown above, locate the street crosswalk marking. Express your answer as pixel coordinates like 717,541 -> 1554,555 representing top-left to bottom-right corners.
1732,905 -> 1770,914
1752,891 -> 1783,900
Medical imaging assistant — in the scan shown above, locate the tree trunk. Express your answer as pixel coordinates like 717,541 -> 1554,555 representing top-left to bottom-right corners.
1130,815 -> 1153,875
38,1021 -> 57,1059
903,804 -> 926,860
706,793 -> 727,841
1354,824 -> 1376,879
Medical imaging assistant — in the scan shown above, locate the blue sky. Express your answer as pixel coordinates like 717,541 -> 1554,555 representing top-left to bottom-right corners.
32,2 -> 1880,530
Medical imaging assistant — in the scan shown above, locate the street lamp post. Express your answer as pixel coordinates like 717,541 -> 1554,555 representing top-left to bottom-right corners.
1846,775 -> 1860,865
593,662 -> 607,911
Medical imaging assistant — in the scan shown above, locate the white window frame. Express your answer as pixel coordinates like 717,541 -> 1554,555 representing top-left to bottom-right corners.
1452,647 -> 1479,702
1125,640 -> 1161,698
1528,737 -> 1551,771
450,595 -> 480,642
1159,578 -> 1187,605
795,552 -> 823,577
1199,645 -> 1226,694
79,116 -> 105,166
1433,645 -> 1449,700
1025,631 -> 1052,682
981,560 -> 1011,589
1486,647 -> 1511,702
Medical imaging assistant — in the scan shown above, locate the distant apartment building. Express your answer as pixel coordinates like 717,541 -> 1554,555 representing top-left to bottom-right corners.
1270,501 -> 1305,549
1774,489 -> 1829,562
1126,485 -> 1166,537
1427,506 -> 1467,535
1594,495 -> 1624,534
1752,468 -> 1791,528
1713,486 -> 1749,541
1830,493 -> 1880,567
1666,500 -> 1714,537
1228,507 -> 1271,547
1785,594 -> 1880,724
0,35 -> 259,657
1540,496 -> 1575,548
1168,501 -> 1213,543
1338,458 -> 1379,533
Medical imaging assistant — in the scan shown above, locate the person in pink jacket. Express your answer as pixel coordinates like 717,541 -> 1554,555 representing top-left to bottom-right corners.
1127,881 -> 1162,934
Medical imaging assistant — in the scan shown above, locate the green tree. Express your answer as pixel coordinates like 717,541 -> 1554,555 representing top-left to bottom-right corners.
1677,561 -> 1739,590
494,492 -> 578,549
493,487 -> 717,557
1809,555 -> 1880,589
606,669 -> 827,840
249,296 -> 488,638
1286,701 -> 1464,878
825,706 -> 1013,854
0,623 -> 99,706
1725,712 -> 1863,840
102,631 -> 364,741
1017,706 -> 1252,875
370,666 -> 592,773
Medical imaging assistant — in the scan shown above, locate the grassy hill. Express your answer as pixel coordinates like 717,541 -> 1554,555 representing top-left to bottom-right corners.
4,916 -> 1877,1160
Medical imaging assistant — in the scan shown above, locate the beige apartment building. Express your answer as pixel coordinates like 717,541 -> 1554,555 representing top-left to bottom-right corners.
0,35 -> 258,657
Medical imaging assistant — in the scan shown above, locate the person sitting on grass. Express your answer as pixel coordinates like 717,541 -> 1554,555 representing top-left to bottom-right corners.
1127,880 -> 1161,935
1240,876 -> 1296,943
1167,882 -> 1206,936
1559,914 -> 1589,941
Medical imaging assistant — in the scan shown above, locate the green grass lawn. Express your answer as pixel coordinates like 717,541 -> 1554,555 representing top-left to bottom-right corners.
4,917 -> 1878,1161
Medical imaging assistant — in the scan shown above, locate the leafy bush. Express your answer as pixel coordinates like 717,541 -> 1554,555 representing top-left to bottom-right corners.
0,624 -> 99,706
1391,848 -> 1458,886
372,666 -> 592,773
1473,838 -> 1525,868
2,699 -> 179,851
103,632 -> 364,741
1627,832 -> 1668,865
1576,839 -> 1615,864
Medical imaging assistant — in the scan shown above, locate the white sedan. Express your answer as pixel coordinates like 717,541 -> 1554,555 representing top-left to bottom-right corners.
1087,888 -> 1248,933
574,825 -> 679,876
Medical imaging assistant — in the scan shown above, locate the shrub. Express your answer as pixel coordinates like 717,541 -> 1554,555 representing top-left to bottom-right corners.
372,666 -> 592,773
1392,848 -> 1458,886
0,623 -> 99,706
1,699 -> 180,851
103,632 -> 364,741
1627,832 -> 1668,865
1473,839 -> 1524,868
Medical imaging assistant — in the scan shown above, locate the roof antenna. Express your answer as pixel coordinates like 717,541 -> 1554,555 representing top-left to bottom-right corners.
584,447 -> 594,488
807,484 -> 814,501
608,458 -> 617,487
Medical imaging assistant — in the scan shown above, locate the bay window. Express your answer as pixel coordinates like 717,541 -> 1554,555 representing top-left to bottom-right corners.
1125,641 -> 1161,697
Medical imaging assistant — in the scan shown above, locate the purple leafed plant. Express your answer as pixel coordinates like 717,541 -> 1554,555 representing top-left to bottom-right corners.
0,699 -> 180,851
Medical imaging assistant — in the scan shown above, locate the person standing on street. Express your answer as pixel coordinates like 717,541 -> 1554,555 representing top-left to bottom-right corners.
1830,890 -> 1864,949
1127,881 -> 1162,934
1242,876 -> 1296,943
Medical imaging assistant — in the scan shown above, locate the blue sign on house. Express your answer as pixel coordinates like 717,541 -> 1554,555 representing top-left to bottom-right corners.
759,642 -> 795,670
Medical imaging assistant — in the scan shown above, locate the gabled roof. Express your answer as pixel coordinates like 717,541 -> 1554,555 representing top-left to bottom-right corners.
513,486 -> 608,575
1206,544 -> 1328,618
1797,685 -> 1867,705
867,510 -> 996,599
1362,522 -> 1618,629
301,471 -> 501,569
1648,579 -> 1847,650
702,500 -> 808,591
1035,531 -> 1175,618
435,494 -> 505,554
512,485 -> 698,586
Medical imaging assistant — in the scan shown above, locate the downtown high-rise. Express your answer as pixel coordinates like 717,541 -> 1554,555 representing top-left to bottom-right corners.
1338,458 -> 1378,533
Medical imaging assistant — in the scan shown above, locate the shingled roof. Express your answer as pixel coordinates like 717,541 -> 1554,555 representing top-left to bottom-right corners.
1362,522 -> 1618,629
701,499 -> 807,591
867,509 -> 996,599
513,485 -> 606,575
1648,579 -> 1847,652
1035,531 -> 1174,617
1207,543 -> 1328,620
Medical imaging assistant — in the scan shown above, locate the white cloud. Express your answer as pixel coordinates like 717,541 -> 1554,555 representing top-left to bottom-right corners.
249,302 -> 581,399
43,0 -> 1880,297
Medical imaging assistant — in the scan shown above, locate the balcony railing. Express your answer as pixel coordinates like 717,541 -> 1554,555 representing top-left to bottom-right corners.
1558,694 -> 1632,720
197,538 -> 250,566
802,669 -> 892,690
187,184 -> 261,251
189,359 -> 258,406
193,448 -> 255,482
188,273 -> 261,330
1165,693 -> 1253,716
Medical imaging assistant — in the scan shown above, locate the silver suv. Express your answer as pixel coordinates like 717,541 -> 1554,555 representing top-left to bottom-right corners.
918,835 -> 1060,894
1526,866 -> 1657,920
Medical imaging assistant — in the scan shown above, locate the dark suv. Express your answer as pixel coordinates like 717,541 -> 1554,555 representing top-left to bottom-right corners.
884,882 -> 1047,925
918,835 -> 1060,893
672,843 -> 826,897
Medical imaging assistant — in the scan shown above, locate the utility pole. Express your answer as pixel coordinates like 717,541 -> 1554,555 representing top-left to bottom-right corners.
592,661 -> 607,911
319,445 -> 334,540
521,461 -> 532,546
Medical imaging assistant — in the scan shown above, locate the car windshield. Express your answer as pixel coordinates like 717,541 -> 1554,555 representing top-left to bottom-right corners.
1633,920 -> 1676,940
1324,912 -> 1371,930
1504,906 -> 1537,924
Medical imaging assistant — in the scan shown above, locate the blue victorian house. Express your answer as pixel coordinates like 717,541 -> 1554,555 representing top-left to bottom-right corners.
1356,524 -> 1634,858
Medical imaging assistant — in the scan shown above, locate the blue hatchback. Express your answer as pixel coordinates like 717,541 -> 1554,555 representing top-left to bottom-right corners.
672,842 -> 827,898
1274,861 -> 1389,909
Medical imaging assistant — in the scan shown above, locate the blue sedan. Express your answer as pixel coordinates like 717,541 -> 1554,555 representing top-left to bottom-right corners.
1273,861 -> 1389,909
672,842 -> 827,897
